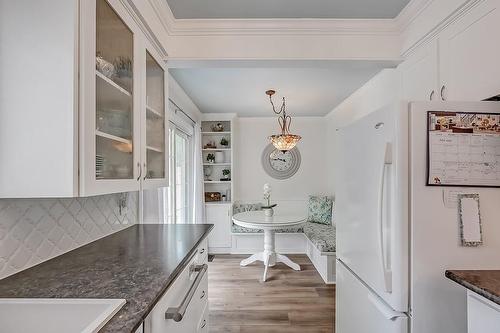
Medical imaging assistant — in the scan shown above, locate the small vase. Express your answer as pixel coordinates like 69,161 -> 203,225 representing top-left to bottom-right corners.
215,151 -> 224,163
264,208 -> 274,217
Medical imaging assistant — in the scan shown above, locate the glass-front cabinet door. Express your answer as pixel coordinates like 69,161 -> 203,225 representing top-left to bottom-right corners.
80,0 -> 141,195
141,46 -> 168,189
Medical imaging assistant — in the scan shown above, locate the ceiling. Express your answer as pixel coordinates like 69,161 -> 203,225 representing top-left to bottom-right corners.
169,63 -> 391,117
165,0 -> 411,19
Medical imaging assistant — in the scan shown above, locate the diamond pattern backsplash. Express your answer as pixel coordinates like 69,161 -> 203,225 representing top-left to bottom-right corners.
0,192 -> 138,280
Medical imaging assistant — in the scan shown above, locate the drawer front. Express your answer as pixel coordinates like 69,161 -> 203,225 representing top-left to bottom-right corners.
197,302 -> 209,333
196,238 -> 208,264
145,253 -> 208,333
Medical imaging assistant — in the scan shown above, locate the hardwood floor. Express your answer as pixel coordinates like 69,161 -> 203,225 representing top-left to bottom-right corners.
208,254 -> 335,333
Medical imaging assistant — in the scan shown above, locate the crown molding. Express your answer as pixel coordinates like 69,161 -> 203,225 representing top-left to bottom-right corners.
146,0 -> 475,56
146,0 -> 436,37
168,18 -> 399,36
122,0 -> 168,57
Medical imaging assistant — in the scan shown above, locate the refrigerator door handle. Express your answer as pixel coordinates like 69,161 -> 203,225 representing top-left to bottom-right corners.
378,142 -> 393,293
367,293 -> 406,321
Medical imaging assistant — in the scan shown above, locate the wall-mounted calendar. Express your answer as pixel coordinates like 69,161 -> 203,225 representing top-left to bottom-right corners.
427,111 -> 500,187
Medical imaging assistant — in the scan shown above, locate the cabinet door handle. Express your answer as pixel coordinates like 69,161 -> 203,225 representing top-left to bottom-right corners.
429,90 -> 435,101
165,264 -> 208,322
201,319 -> 207,329
143,163 -> 147,180
136,162 -> 142,181
440,85 -> 446,101
200,290 -> 206,299
199,248 -> 205,254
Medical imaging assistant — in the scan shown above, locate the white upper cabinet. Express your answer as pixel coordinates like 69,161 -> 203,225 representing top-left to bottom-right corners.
0,0 -> 80,198
439,0 -> 500,101
141,45 -> 169,189
399,39 -> 440,102
400,0 -> 500,102
0,0 -> 168,198
80,0 -> 142,195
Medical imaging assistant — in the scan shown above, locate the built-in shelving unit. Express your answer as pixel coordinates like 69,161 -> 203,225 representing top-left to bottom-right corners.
201,116 -> 235,205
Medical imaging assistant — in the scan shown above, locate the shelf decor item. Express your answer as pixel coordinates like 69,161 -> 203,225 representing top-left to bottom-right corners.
113,56 -> 132,92
215,151 -> 224,163
211,123 -> 224,132
204,166 -> 212,181
220,137 -> 229,147
266,89 -> 301,152
221,169 -> 231,181
96,54 -> 115,78
207,153 -> 215,163
204,141 -> 216,149
205,192 -> 221,202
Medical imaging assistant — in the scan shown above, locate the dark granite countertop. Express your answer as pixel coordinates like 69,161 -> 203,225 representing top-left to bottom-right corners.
446,270 -> 500,305
0,224 -> 213,333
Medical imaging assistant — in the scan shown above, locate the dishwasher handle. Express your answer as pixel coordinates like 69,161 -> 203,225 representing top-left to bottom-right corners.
165,264 -> 208,322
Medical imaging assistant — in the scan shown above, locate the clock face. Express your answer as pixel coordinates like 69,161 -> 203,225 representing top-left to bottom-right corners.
270,151 -> 293,172
261,144 -> 301,179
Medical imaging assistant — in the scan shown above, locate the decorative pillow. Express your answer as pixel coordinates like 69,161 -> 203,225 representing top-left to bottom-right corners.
307,195 -> 333,225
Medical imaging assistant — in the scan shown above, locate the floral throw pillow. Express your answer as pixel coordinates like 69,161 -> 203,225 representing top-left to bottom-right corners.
307,195 -> 333,225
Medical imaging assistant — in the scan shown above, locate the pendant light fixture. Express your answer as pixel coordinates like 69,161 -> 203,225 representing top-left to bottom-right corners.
266,89 -> 301,152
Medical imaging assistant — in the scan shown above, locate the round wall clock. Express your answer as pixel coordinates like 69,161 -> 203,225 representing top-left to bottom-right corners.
261,144 -> 301,180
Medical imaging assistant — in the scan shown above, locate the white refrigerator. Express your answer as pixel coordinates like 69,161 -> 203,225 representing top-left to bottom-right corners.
335,101 -> 500,333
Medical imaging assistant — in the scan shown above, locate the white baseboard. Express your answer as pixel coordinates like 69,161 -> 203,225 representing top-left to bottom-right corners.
208,247 -> 232,254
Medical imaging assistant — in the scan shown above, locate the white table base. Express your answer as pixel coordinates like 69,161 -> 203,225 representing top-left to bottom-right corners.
239,229 -> 300,282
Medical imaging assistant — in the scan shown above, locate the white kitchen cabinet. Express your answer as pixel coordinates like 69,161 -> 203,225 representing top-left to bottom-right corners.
439,0 -> 500,101
467,290 -> 500,333
399,39 -> 440,101
144,243 -> 209,333
141,42 -> 169,190
0,0 -> 168,198
205,203 -> 232,251
80,0 -> 169,196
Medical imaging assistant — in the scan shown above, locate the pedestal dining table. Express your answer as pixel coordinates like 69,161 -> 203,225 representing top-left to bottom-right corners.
232,210 -> 306,282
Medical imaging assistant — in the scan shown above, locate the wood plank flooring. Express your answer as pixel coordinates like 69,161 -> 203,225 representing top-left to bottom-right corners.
208,254 -> 335,333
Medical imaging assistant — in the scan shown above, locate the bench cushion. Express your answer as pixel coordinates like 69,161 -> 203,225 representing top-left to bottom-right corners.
303,222 -> 336,253
231,224 -> 304,233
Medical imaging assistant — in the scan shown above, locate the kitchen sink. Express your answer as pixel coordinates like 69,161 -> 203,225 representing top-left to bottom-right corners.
0,298 -> 126,333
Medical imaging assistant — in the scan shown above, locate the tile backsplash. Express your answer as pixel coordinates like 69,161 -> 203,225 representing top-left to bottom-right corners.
0,192 -> 138,279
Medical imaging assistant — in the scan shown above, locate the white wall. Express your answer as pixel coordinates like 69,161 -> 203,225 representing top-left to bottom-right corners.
168,73 -> 203,122
234,117 -> 330,207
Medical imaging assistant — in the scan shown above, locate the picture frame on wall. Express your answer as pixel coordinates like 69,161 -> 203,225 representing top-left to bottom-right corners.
426,111 -> 500,187
458,193 -> 483,247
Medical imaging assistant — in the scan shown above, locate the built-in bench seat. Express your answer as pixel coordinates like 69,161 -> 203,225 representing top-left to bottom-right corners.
231,202 -> 336,283
303,222 -> 336,253
231,221 -> 336,253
